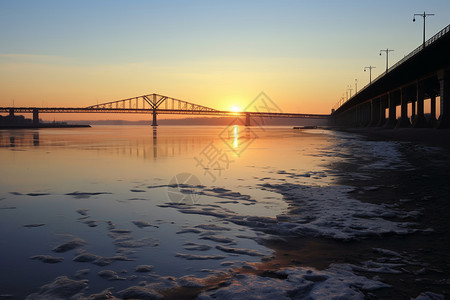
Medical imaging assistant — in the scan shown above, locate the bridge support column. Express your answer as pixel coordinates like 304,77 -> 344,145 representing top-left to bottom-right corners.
396,88 -> 411,127
376,96 -> 386,127
437,70 -> 450,129
368,99 -> 380,127
355,106 -> 361,127
412,82 -> 428,128
152,109 -> 158,126
9,108 -> 14,117
384,93 -> 397,128
245,113 -> 251,126
358,104 -> 369,127
429,95 -> 438,127
32,109 -> 39,125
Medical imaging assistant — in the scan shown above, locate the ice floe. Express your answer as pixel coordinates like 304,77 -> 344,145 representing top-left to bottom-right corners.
113,237 -> 159,248
30,255 -> 63,264
198,265 -> 390,300
175,253 -> 225,260
132,220 -> 158,228
52,237 -> 86,253
23,223 -> 45,228
215,245 -> 263,256
25,276 -> 88,300
65,191 -> 112,199
73,252 -> 134,266
183,242 -> 212,251
98,270 -> 126,281
135,265 -> 153,272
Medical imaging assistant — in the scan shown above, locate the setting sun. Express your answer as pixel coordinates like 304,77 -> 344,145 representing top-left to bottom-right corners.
230,105 -> 242,113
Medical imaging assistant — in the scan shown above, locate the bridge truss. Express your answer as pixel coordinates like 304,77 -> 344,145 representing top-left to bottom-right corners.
1,93 -> 329,126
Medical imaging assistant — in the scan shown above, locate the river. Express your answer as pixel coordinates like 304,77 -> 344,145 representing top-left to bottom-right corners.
0,125 -> 448,299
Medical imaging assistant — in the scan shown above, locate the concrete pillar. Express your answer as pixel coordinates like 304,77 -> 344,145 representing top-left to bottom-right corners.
376,96 -> 386,127
9,108 -> 14,117
32,109 -> 39,125
360,103 -> 370,127
245,113 -> 251,126
396,88 -> 411,127
412,82 -> 429,128
384,92 -> 397,128
437,70 -> 450,129
429,95 -> 437,127
152,109 -> 158,126
411,98 -> 416,122
368,99 -> 379,127
355,106 -> 361,127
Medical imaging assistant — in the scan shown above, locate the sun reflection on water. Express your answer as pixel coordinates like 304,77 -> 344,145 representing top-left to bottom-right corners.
233,125 -> 239,148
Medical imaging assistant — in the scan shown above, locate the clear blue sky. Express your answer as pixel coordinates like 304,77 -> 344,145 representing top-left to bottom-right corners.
1,0 -> 449,114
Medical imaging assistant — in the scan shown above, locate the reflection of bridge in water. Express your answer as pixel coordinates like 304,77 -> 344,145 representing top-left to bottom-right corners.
0,127 -> 236,160
0,93 -> 329,126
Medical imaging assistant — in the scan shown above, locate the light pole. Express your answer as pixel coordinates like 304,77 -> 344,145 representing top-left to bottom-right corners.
380,49 -> 394,73
413,12 -> 434,49
347,85 -> 353,99
364,66 -> 376,84
355,79 -> 358,94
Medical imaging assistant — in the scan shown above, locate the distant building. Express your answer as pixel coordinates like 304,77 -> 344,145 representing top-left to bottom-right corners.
0,114 -> 33,125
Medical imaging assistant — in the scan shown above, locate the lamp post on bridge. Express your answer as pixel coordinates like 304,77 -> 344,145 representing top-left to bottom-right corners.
380,49 -> 394,73
413,12 -> 434,49
347,85 -> 353,99
364,66 -> 376,84
355,79 -> 358,94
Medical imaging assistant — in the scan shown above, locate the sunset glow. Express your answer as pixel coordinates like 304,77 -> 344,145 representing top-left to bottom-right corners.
230,105 -> 242,113
1,1 -> 450,120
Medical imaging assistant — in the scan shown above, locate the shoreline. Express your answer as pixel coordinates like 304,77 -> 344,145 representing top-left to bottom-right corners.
0,124 -> 91,129
331,127 -> 450,148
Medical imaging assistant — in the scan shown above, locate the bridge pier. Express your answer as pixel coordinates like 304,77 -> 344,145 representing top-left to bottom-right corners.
412,83 -> 428,128
384,93 -> 397,128
411,98 -> 416,122
33,109 -> 39,125
376,96 -> 387,127
9,108 -> 14,117
429,95 -> 438,126
245,113 -> 251,126
396,88 -> 411,128
368,99 -> 380,127
437,70 -> 450,128
152,109 -> 158,126
360,103 -> 371,127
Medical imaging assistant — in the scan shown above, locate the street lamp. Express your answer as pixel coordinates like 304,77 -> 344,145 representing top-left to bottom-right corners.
380,49 -> 394,73
364,66 -> 376,84
355,79 -> 358,94
413,12 -> 434,49
347,85 -> 353,99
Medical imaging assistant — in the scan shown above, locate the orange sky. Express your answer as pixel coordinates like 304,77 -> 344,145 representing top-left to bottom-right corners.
1,1 -> 450,121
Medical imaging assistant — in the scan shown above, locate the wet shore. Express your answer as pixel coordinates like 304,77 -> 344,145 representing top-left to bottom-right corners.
334,127 -> 450,148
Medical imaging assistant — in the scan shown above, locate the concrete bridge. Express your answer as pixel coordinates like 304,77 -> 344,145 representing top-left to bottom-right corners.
1,93 -> 328,126
332,24 -> 450,129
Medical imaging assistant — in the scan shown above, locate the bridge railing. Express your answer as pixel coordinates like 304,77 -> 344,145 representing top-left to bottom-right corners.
333,23 -> 450,113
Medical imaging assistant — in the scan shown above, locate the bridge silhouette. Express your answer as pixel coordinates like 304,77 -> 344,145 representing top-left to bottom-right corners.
332,24 -> 450,129
1,93 -> 329,126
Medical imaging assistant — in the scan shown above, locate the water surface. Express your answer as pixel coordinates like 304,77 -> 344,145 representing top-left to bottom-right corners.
0,125 -> 448,299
